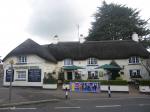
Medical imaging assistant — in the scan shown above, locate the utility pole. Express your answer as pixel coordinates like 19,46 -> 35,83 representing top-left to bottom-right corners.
9,60 -> 14,104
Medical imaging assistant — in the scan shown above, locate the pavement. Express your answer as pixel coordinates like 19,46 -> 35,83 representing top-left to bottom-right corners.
0,77 -> 149,108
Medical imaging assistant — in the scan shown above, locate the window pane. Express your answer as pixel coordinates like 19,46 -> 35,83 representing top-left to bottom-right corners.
18,56 -> 27,63
137,70 -> 140,75
88,58 -> 97,65
64,59 -> 73,65
136,57 -> 139,63
129,70 -> 132,76
17,71 -> 26,80
129,56 -> 139,64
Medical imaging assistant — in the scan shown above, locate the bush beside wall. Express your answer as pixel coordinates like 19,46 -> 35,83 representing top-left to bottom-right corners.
139,80 -> 150,86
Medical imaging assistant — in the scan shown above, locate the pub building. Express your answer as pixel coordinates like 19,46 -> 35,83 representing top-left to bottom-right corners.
2,36 -> 150,86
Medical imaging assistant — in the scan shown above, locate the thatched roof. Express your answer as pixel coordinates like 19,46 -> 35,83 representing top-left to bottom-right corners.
46,40 -> 149,61
3,39 -> 150,62
3,39 -> 57,63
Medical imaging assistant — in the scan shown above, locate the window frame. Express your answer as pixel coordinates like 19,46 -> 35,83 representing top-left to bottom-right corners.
87,58 -> 98,65
16,71 -> 27,81
129,69 -> 141,78
129,56 -> 140,64
88,71 -> 99,79
64,59 -> 73,66
18,56 -> 27,64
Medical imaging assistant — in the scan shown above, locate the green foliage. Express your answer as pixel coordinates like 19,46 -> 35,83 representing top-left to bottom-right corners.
100,80 -> 128,85
43,73 -> 57,84
115,76 -> 123,80
86,1 -> 150,41
139,80 -> 150,86
64,79 -> 100,84
140,38 -> 150,48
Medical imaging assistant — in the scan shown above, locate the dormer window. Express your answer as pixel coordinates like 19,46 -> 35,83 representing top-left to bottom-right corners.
18,56 -> 27,64
64,59 -> 73,66
129,56 -> 139,64
87,58 -> 97,65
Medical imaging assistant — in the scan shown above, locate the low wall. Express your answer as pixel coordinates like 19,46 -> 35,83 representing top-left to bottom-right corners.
42,84 -> 57,89
100,85 -> 129,92
3,81 -> 42,87
139,86 -> 150,93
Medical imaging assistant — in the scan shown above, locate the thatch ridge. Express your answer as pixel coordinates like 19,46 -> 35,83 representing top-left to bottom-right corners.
3,39 -> 150,62
3,39 -> 57,63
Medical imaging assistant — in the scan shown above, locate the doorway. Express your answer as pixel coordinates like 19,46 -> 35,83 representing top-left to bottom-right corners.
67,71 -> 72,80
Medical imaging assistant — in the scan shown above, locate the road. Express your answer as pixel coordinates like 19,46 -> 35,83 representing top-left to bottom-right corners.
0,97 -> 150,112
0,77 -> 150,112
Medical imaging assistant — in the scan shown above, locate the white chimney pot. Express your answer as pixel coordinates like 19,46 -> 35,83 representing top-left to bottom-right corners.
132,32 -> 139,42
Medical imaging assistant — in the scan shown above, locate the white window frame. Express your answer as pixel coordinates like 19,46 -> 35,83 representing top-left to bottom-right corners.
18,56 -> 27,64
129,56 -> 139,64
88,71 -> 99,79
64,59 -> 73,66
87,58 -> 97,65
16,71 -> 27,81
129,69 -> 141,78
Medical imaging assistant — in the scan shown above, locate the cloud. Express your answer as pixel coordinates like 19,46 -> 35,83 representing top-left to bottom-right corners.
27,0 -> 86,40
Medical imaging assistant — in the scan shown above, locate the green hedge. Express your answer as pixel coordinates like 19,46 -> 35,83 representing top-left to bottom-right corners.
139,80 -> 150,86
43,78 -> 57,84
64,80 -> 128,85
64,79 -> 100,83
100,80 -> 128,85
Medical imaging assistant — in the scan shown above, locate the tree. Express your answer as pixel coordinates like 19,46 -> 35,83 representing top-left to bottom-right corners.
86,1 -> 150,41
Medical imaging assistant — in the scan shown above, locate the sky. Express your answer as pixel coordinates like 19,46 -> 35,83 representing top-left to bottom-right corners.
0,0 -> 150,59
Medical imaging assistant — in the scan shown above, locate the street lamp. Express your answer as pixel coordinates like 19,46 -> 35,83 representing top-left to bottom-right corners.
9,60 -> 14,104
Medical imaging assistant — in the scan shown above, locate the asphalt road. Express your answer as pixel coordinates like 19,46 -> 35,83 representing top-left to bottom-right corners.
0,97 -> 150,112
0,77 -> 150,112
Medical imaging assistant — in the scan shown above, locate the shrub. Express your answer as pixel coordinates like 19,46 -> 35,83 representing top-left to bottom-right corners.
63,79 -> 100,84
139,80 -> 150,86
64,80 -> 70,84
115,76 -> 123,80
100,80 -> 128,85
43,73 -> 57,84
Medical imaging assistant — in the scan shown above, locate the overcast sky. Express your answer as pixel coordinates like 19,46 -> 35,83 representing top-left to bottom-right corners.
0,0 -> 150,59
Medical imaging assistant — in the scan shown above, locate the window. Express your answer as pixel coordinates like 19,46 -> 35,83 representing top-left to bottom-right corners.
87,58 -> 97,65
129,56 -> 139,64
64,59 -> 73,66
88,71 -> 92,79
18,56 -> 27,64
129,69 -> 141,78
88,71 -> 98,79
16,71 -> 26,81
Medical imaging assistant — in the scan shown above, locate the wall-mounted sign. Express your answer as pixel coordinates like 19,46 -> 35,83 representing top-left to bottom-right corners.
28,69 -> 41,82
6,69 -> 14,82
13,66 -> 39,69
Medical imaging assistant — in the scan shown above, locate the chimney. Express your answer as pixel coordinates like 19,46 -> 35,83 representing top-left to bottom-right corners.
53,35 -> 59,44
79,34 -> 85,43
132,32 -> 139,42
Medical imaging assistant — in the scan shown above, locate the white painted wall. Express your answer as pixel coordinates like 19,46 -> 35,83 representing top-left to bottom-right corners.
139,86 -> 150,92
3,55 -> 149,87
100,85 -> 129,92
3,55 -> 57,86
56,58 -> 150,81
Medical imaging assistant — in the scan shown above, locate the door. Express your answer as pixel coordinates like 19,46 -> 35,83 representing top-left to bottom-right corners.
67,71 -> 72,80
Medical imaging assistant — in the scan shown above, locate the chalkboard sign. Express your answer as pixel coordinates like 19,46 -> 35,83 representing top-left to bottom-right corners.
28,69 -> 41,82
6,69 -> 14,82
